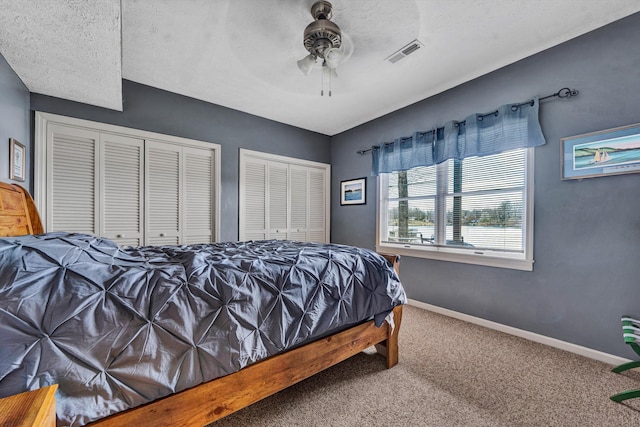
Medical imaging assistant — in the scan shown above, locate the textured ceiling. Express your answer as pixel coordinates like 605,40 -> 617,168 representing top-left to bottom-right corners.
0,0 -> 122,110
1,1 -> 640,135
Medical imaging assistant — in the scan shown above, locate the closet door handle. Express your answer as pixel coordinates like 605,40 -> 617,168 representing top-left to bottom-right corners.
117,234 -> 125,238
159,233 -> 166,237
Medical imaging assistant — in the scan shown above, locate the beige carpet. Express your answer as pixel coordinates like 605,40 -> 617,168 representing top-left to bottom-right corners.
211,305 -> 640,426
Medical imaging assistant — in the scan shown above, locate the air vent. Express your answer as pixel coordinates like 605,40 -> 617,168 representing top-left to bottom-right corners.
385,39 -> 424,64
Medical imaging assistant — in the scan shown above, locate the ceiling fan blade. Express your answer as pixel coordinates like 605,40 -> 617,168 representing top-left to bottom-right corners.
338,31 -> 354,63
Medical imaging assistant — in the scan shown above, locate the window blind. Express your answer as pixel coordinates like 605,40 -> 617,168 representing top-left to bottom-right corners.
383,149 -> 527,253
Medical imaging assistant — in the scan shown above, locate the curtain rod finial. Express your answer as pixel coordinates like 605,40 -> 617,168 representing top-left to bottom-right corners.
557,87 -> 579,98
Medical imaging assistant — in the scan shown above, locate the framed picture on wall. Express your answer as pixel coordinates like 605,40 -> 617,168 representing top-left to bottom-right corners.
340,177 -> 366,205
9,138 -> 25,182
561,123 -> 640,180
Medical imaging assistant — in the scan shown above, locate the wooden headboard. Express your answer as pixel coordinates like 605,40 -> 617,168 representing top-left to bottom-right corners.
0,182 -> 44,237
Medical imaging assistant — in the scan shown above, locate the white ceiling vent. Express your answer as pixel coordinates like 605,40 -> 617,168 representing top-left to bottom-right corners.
385,39 -> 424,64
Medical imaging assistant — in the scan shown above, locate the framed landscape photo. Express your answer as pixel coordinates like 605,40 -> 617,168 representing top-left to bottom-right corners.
340,177 -> 366,205
9,138 -> 25,182
561,123 -> 640,180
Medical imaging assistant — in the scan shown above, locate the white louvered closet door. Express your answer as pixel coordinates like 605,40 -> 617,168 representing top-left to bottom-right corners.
183,146 -> 215,244
38,113 -> 220,246
268,162 -> 289,240
289,165 -> 308,242
145,141 -> 181,246
241,158 -> 268,240
101,134 -> 144,246
47,124 -> 99,234
309,169 -> 327,242
239,149 -> 330,243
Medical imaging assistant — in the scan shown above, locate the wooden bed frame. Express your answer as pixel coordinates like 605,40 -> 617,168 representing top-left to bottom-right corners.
0,182 -> 402,426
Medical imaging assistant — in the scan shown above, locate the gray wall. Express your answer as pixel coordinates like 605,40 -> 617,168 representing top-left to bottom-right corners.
0,53 -> 30,189
331,13 -> 640,358
31,80 -> 331,242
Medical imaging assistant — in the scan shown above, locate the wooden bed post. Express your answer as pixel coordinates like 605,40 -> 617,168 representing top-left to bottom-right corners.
385,305 -> 403,368
378,253 -> 402,368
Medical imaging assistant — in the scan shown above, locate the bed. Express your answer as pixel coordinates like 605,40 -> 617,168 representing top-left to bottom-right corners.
0,182 -> 405,426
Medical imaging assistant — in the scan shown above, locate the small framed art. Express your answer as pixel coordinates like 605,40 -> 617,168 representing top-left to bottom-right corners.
561,123 -> 640,180
9,138 -> 25,182
340,177 -> 366,205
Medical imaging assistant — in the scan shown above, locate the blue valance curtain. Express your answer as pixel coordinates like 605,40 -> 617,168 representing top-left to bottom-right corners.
371,97 -> 546,175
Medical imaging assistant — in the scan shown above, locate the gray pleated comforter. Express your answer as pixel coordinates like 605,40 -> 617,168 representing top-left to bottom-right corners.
0,233 -> 405,426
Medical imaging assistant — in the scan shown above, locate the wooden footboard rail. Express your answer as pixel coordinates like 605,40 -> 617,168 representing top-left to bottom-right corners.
92,255 -> 403,427
93,305 -> 402,426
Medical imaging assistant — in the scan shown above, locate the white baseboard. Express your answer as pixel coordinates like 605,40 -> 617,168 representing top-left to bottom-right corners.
407,299 -> 629,366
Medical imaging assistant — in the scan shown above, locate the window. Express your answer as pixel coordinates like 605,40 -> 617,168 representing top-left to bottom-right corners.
377,148 -> 534,270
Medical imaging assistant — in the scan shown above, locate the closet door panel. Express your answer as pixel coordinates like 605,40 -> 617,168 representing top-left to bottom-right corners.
184,146 -> 215,244
289,165 -> 308,242
146,141 -> 181,246
309,169 -> 327,242
241,158 -> 267,241
101,134 -> 144,246
268,162 -> 289,240
47,124 -> 99,234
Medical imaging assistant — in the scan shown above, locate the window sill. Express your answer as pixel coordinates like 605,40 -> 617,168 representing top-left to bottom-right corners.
376,243 -> 533,271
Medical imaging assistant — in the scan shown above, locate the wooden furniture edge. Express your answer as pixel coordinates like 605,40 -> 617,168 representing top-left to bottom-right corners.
17,184 -> 44,234
0,384 -> 58,427
379,253 -> 399,272
0,182 -> 44,236
93,252 -> 403,426
375,253 -> 402,368
91,313 -> 399,426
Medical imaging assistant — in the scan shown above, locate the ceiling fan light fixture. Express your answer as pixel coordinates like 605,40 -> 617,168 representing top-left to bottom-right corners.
298,1 -> 352,96
298,1 -> 347,76
324,47 -> 341,69
303,19 -> 342,57
297,54 -> 317,75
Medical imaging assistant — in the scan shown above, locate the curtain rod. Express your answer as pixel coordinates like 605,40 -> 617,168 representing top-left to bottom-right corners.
356,87 -> 579,155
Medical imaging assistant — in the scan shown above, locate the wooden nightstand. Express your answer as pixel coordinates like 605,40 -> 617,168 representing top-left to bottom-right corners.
0,385 -> 57,427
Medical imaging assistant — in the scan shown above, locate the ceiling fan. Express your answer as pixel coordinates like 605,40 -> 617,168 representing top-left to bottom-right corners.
297,1 -> 353,95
